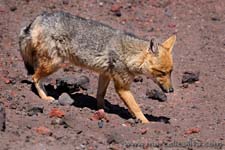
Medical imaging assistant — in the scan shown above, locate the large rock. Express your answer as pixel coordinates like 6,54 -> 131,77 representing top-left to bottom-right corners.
146,89 -> 167,102
56,75 -> 90,93
182,71 -> 200,84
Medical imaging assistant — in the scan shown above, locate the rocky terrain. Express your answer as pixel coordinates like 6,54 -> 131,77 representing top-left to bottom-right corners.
0,0 -> 224,149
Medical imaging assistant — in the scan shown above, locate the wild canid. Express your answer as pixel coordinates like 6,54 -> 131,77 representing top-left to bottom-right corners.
19,12 -> 176,123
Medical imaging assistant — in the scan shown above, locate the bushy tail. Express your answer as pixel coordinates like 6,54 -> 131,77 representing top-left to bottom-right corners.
19,23 -> 35,75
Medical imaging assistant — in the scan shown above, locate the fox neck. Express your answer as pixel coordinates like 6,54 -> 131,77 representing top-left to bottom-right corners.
139,54 -> 155,75
121,35 -> 151,74
122,48 -> 155,75
131,52 -> 155,75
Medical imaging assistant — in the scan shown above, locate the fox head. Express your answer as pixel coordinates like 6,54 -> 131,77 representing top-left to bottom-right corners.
144,35 -> 176,93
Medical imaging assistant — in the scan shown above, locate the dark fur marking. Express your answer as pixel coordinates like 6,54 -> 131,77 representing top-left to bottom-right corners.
108,50 -> 118,70
25,63 -> 35,75
23,22 -> 32,34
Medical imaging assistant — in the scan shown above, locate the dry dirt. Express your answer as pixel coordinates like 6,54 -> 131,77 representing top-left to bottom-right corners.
0,0 -> 225,150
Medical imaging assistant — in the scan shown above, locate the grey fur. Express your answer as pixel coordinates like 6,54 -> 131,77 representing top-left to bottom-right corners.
19,12 -> 150,76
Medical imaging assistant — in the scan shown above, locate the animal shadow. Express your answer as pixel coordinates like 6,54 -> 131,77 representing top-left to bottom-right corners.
21,80 -> 170,123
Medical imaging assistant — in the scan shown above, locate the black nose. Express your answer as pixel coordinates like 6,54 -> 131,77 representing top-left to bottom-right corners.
169,87 -> 174,93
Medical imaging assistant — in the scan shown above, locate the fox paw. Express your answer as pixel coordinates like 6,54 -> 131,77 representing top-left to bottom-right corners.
141,119 -> 149,124
42,96 -> 55,102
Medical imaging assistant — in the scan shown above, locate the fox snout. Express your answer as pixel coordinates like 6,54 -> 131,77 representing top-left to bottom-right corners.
159,84 -> 174,93
154,75 -> 174,93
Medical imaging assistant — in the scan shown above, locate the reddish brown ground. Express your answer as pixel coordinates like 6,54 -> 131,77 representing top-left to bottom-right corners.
0,0 -> 224,150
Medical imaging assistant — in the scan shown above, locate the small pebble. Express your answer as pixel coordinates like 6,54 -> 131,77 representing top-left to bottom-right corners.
211,17 -> 220,21
10,6 -> 17,11
99,2 -> 103,7
98,120 -> 104,128
58,93 -> 74,106
27,106 -> 44,116
62,0 -> 69,5
106,132 -> 122,144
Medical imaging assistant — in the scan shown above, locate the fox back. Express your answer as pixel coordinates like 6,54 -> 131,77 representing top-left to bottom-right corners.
20,12 -> 151,74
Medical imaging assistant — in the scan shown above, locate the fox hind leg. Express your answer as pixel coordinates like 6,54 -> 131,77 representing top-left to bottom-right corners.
96,74 -> 110,109
32,57 -> 63,101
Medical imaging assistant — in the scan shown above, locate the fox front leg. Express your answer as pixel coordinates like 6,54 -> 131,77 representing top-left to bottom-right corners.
114,77 -> 149,123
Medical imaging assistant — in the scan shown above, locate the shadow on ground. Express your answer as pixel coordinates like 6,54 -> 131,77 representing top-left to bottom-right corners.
21,80 -> 170,124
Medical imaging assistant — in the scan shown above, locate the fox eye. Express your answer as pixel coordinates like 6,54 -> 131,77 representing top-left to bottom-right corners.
152,68 -> 167,76
158,71 -> 166,76
161,71 -> 167,76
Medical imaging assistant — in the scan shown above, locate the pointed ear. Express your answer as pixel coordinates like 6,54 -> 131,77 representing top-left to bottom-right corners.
162,35 -> 176,52
149,38 -> 159,54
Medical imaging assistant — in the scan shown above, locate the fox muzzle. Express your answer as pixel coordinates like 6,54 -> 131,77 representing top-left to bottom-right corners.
159,84 -> 174,93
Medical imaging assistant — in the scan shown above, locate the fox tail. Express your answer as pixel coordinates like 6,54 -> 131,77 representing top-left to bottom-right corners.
19,23 -> 35,75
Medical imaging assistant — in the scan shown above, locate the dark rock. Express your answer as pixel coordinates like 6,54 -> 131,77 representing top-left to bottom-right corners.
26,125 -> 32,129
98,120 -> 104,128
51,118 -> 64,125
140,128 -> 148,135
51,118 -> 69,128
146,89 -> 167,102
27,106 -> 44,116
182,71 -> 200,84
58,93 -> 74,106
62,0 -> 69,5
158,116 -> 170,124
56,77 -> 76,88
148,27 -> 154,32
211,17 -> 220,21
76,130 -> 82,134
6,95 -> 13,101
9,77 -> 16,84
76,75 -> 90,90
133,76 -> 143,82
0,102 -> 6,131
181,83 -> 189,88
25,135 -> 31,142
56,75 -> 89,92
9,102 -> 17,109
111,4 -> 122,17
164,8 -> 172,17
10,6 -> 17,12
56,77 -> 79,93
114,11 -> 122,17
